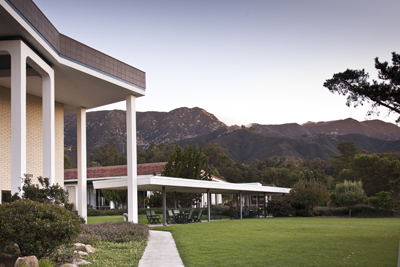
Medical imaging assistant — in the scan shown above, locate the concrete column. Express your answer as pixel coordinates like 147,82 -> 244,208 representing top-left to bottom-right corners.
174,191 -> 177,210
10,41 -> 26,196
264,192 -> 266,218
215,193 -> 218,207
77,107 -> 87,222
239,191 -> 242,219
126,95 -> 138,223
42,71 -> 55,184
162,186 -> 167,226
207,189 -> 211,222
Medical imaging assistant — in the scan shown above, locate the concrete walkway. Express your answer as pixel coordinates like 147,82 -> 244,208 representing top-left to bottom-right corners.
139,230 -> 184,267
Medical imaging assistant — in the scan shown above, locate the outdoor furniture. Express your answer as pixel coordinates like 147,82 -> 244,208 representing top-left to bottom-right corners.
167,210 -> 176,224
175,212 -> 189,224
212,209 -> 222,220
193,209 -> 203,222
150,210 -> 161,224
187,209 -> 195,223
146,210 -> 155,224
229,208 -> 240,219
244,208 -> 250,218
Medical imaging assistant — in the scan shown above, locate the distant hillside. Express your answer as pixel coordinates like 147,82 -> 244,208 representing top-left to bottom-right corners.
177,128 -> 339,163
251,118 -> 400,141
64,107 -> 226,154
64,107 -> 400,165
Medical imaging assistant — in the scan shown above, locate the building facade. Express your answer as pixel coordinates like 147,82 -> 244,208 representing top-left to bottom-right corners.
0,0 -> 146,222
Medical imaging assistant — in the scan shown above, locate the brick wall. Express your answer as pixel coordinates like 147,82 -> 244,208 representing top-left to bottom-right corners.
0,86 -> 64,202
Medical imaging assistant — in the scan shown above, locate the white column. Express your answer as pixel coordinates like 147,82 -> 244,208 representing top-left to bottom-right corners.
10,41 -> 26,196
162,186 -> 167,226
207,189 -> 211,222
126,95 -> 138,223
239,191 -> 243,219
77,107 -> 87,222
42,71 -> 55,184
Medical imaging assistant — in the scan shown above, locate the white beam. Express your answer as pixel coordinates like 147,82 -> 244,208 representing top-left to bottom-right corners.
126,95 -> 138,223
77,107 -> 87,222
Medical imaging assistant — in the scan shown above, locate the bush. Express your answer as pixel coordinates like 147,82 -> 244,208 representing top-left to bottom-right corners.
266,196 -> 294,217
316,205 -> 394,217
77,221 -> 149,244
0,200 -> 83,259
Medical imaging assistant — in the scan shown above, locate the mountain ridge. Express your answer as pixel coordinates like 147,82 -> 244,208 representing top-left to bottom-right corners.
64,107 -> 400,165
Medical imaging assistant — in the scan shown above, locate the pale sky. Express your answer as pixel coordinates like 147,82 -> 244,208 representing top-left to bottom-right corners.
34,0 -> 400,126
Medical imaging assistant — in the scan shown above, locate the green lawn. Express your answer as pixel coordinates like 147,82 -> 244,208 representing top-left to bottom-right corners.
87,214 -> 222,224
152,217 -> 400,267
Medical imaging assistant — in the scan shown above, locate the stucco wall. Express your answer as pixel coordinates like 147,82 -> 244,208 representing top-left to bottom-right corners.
0,86 -> 64,202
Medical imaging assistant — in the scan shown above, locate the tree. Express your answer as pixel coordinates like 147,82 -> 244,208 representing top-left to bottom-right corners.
290,179 -> 329,217
161,143 -> 212,207
368,191 -> 398,216
324,52 -> 400,123
334,180 -> 367,217
101,189 -> 127,208
331,141 -> 359,177
92,143 -> 126,166
64,154 -> 72,169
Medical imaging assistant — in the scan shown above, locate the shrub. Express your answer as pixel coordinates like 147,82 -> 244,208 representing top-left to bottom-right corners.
77,221 -> 149,244
11,175 -> 74,211
38,259 -> 54,267
368,191 -> 399,216
316,205 -> 394,217
0,200 -> 83,259
266,196 -> 294,217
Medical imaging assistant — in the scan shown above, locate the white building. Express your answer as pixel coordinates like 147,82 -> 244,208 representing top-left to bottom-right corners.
0,0 -> 146,223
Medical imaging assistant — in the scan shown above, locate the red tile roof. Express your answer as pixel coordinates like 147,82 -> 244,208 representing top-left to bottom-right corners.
64,162 -> 167,180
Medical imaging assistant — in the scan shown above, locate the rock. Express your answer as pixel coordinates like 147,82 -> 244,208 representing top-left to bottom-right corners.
60,264 -> 78,267
84,245 -> 97,253
78,251 -> 88,257
0,254 -> 19,267
14,256 -> 38,267
0,263 -> 5,267
72,259 -> 91,266
73,243 -> 86,251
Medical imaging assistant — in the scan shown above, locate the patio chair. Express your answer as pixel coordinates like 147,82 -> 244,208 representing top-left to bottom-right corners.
193,209 -> 203,222
187,209 -> 195,223
146,210 -> 155,224
244,208 -> 250,219
174,210 -> 183,223
150,210 -> 161,224
167,210 -> 176,224
229,208 -> 236,219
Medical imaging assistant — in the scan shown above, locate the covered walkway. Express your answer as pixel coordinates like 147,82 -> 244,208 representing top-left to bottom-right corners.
93,175 -> 290,225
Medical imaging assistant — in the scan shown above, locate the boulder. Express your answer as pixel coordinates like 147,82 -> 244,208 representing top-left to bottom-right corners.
72,259 -> 91,266
84,245 -> 97,253
78,251 -> 88,257
0,254 -> 19,267
0,263 -> 5,267
73,243 -> 86,251
14,256 -> 38,267
60,264 -> 78,267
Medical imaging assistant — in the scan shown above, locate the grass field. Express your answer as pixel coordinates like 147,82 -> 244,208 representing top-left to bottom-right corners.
152,217 -> 400,267
86,214 -> 222,224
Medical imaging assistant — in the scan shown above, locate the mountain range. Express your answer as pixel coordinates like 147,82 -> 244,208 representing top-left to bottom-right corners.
64,107 -> 400,165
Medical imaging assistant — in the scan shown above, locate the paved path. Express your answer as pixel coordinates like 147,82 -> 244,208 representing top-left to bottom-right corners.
139,230 -> 184,267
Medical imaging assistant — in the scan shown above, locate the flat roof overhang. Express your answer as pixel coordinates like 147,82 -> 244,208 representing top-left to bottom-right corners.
93,176 -> 291,195
0,0 -> 145,114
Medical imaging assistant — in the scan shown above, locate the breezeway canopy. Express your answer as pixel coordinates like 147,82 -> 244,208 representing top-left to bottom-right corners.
93,175 -> 291,225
